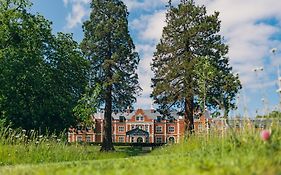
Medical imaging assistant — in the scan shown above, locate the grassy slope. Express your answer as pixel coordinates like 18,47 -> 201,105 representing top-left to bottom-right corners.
0,128 -> 280,175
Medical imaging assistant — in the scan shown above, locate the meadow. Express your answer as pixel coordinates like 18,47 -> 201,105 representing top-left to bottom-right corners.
0,120 -> 280,175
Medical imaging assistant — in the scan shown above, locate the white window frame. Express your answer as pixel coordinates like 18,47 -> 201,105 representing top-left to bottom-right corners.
118,136 -> 125,143
156,126 -> 162,133
168,126 -> 175,133
86,135 -> 91,142
118,126 -> 125,132
156,137 -> 162,143
145,125 -> 149,131
77,135 -> 82,142
136,115 -> 144,121
198,124 -> 203,132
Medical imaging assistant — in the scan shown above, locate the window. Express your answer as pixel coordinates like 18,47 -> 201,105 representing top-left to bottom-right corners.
168,137 -> 175,143
145,125 -> 149,131
77,136 -> 82,142
156,137 -> 162,143
198,124 -> 203,132
156,116 -> 161,122
119,116 -> 125,122
131,137 -> 134,143
118,137 -> 124,143
86,136 -> 91,142
156,126 -> 162,133
168,126 -> 175,133
136,115 -> 144,121
118,126 -> 125,132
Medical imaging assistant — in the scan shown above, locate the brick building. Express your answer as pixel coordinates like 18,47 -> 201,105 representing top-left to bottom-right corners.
68,108 -> 201,143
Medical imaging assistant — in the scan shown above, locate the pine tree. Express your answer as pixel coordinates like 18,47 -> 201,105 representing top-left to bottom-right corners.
151,0 -> 241,134
81,0 -> 140,151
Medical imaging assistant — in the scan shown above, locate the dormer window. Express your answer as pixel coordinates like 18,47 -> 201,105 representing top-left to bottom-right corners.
136,115 -> 144,121
156,116 -> 161,122
119,116 -> 125,122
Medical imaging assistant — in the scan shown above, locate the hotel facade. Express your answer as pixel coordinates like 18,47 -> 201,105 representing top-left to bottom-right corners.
68,108 -> 210,143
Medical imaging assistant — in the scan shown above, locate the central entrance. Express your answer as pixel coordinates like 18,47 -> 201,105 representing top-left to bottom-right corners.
126,128 -> 149,143
137,137 -> 144,143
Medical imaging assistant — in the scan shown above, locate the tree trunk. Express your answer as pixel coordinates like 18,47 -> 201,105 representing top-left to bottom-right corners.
100,84 -> 115,152
184,95 -> 194,135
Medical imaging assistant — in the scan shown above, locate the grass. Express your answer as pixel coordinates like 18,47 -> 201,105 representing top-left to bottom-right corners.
0,120 -> 280,175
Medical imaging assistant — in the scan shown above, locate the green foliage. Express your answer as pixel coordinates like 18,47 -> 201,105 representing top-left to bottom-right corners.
0,127 -> 130,165
81,0 -> 140,151
151,0 -> 241,124
194,57 -> 241,117
0,123 -> 280,175
0,0 -> 89,132
73,84 -> 101,127
257,110 -> 281,119
81,0 -> 141,111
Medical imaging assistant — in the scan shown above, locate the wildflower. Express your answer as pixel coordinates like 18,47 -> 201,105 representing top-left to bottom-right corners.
35,141 -> 39,144
22,129 -> 26,132
39,135 -> 43,138
15,135 -> 20,138
260,130 -> 271,141
57,139 -> 61,142
30,130 -> 35,132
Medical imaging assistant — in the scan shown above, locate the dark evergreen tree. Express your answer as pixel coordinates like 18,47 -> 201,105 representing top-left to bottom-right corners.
81,0 -> 140,151
151,0 -> 241,134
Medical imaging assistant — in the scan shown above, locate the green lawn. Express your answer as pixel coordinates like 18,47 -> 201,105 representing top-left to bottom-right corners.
0,125 -> 280,175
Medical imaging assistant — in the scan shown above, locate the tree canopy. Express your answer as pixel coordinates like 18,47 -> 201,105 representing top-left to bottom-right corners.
81,0 -> 140,151
151,0 -> 241,133
0,0 -> 89,132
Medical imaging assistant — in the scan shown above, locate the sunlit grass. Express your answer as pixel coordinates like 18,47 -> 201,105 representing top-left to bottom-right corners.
0,119 -> 280,175
0,127 -> 130,165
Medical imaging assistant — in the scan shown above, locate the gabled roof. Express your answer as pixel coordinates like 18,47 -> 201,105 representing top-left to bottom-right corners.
126,128 -> 149,136
93,109 -> 184,120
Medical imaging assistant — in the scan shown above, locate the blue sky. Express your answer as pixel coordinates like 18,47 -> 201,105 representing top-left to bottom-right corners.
30,0 -> 281,117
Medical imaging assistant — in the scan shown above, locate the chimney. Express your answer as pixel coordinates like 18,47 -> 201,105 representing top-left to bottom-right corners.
126,106 -> 131,114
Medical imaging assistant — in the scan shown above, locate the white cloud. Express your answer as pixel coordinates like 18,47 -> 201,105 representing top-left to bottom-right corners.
126,0 -> 281,112
131,10 -> 166,42
140,10 -> 166,42
64,0 -> 91,29
123,0 -> 168,11
63,0 -> 68,6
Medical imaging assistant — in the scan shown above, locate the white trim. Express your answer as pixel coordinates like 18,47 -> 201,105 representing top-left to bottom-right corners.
168,126 -> 175,133
156,126 -> 162,133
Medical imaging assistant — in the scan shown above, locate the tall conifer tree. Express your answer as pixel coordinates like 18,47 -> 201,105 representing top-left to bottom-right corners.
81,0 -> 140,151
151,0 -> 241,134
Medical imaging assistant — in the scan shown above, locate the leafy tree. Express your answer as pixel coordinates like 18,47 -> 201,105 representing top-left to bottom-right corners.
0,0 -> 89,132
194,56 -> 241,118
151,0 -> 241,134
81,0 -> 140,151
73,84 -> 101,128
257,110 -> 281,119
